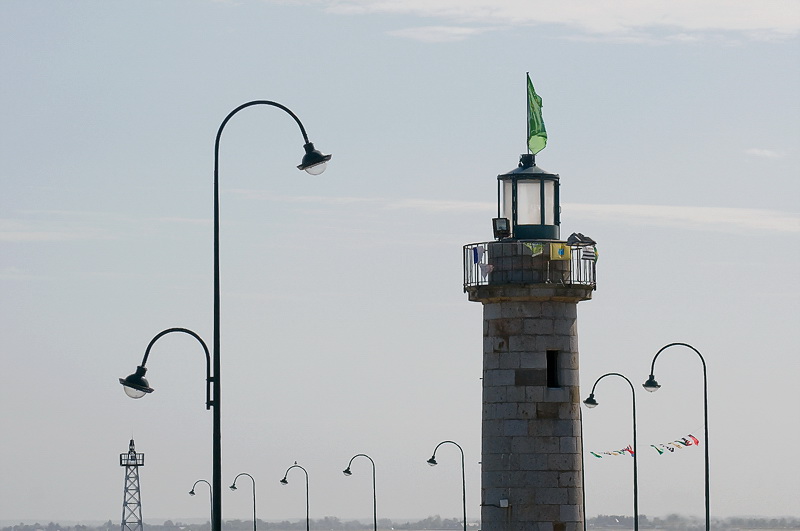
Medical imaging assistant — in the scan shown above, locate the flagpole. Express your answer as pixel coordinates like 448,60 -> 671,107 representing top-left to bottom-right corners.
526,71 -> 531,156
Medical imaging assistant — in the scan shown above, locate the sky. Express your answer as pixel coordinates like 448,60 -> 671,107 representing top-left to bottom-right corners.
1,0 -> 799,523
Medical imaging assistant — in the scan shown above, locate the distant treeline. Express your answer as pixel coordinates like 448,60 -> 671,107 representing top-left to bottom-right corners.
590,514 -> 800,530
1,516 -> 474,531
4,514 -> 800,531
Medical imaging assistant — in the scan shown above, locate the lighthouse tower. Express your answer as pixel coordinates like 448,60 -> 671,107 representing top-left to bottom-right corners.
120,439 -> 145,531
463,153 -> 596,531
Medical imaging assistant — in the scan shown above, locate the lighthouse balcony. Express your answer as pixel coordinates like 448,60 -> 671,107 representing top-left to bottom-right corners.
463,240 -> 596,293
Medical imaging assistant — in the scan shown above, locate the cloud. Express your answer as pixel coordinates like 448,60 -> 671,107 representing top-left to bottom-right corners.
229,189 -> 385,205
0,219 -> 113,242
387,198 -> 493,211
233,191 -> 800,233
387,25 -> 495,42
0,267 -> 39,280
745,148 -> 785,159
565,203 -> 800,233
154,216 -> 212,226
318,0 -> 800,40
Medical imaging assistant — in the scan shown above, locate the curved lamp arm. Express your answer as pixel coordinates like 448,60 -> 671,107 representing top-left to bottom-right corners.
230,471 -> 256,489
584,372 -> 635,404
427,441 -> 467,531
343,453 -> 375,473
644,342 -> 707,391
214,100 -> 331,182
190,478 -> 213,494
343,454 -> 377,531
119,327 -> 213,409
583,372 -> 638,531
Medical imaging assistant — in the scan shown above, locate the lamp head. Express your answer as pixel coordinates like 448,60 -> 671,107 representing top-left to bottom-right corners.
189,489 -> 196,496
583,394 -> 599,408
342,467 -> 352,476
119,366 -> 154,399
643,375 -> 661,392
427,456 -> 437,467
298,142 -> 331,175
280,477 -> 288,485
229,483 -> 237,491
492,217 -> 511,240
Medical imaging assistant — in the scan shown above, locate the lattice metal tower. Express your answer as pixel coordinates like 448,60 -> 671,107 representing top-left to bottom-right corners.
120,439 -> 145,531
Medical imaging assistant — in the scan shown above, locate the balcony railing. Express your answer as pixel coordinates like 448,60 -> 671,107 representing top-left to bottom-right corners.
120,452 -> 145,466
463,241 -> 596,291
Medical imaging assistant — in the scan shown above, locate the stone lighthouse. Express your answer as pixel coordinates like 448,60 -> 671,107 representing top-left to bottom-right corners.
463,152 -> 596,531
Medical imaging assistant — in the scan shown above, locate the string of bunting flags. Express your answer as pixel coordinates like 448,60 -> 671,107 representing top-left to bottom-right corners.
590,434 -> 701,458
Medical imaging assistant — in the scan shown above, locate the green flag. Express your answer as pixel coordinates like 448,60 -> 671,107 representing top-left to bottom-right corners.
527,74 -> 547,155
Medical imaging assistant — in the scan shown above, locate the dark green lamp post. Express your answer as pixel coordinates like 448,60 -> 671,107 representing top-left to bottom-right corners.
583,373 -> 639,531
189,479 -> 214,526
643,342 -> 710,531
280,462 -> 310,531
230,472 -> 257,531
426,440 -> 467,531
120,100 -> 331,531
343,454 -> 377,531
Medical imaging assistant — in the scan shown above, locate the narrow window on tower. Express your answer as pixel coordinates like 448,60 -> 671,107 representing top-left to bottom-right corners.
546,350 -> 560,388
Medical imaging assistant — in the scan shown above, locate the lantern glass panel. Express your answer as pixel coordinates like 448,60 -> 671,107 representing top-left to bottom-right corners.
517,180 -> 541,225
501,180 -> 513,221
544,180 -> 555,225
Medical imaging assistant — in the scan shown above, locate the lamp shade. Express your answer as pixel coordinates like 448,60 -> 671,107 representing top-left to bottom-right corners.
643,375 -> 661,392
298,142 -> 332,175
119,366 -> 153,398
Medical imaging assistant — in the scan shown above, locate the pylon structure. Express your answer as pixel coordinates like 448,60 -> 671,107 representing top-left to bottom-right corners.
120,439 -> 145,531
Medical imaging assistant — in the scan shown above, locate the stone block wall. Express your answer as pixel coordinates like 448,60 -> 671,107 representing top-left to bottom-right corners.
480,299 -> 584,531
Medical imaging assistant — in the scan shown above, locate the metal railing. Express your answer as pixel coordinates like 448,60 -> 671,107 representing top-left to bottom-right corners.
463,241 -> 596,291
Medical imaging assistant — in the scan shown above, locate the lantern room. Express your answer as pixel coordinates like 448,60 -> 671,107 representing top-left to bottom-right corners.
493,154 -> 560,240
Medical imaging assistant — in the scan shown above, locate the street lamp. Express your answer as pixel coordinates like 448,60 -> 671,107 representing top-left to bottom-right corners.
583,373 -> 639,531
189,479 -> 214,526
427,441 -> 467,531
343,454 -> 377,531
643,342 -> 710,531
230,472 -> 257,531
119,100 -> 331,531
280,462 -> 310,531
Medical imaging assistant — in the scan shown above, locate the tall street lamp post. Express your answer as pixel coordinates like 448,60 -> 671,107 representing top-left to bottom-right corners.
583,373 -> 639,531
119,100 -> 331,531
189,479 -> 214,526
427,441 -> 467,531
230,472 -> 258,531
343,454 -> 377,531
643,342 -> 709,531
281,462 -> 310,531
